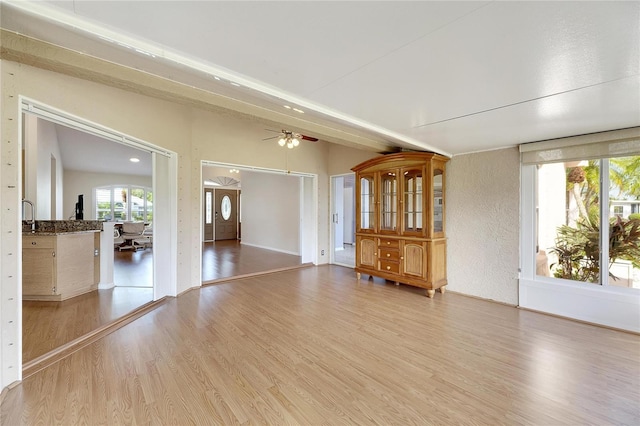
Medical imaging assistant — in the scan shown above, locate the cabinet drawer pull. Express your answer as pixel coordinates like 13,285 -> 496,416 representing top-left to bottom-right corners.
386,253 -> 390,257
31,241 -> 36,245
386,266 -> 391,270
387,241 -> 391,245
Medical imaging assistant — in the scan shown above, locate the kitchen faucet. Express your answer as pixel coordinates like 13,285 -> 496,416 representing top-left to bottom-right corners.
22,199 -> 36,233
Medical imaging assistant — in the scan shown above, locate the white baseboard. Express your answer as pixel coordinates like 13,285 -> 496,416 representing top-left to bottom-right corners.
240,241 -> 300,256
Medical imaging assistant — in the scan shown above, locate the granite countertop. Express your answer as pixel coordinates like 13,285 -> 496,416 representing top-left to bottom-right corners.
22,220 -> 104,234
23,230 -> 101,236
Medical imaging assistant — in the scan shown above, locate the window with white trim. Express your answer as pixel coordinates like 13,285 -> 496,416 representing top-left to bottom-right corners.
521,128 -> 640,288
95,185 -> 153,223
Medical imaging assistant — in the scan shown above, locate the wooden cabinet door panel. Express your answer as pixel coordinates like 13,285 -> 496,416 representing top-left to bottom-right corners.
358,237 -> 376,268
403,242 -> 426,278
23,248 -> 55,295
356,174 -> 376,233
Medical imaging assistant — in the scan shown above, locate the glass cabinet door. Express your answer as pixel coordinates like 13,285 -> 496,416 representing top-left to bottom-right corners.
433,169 -> 444,233
380,172 -> 397,231
403,169 -> 423,234
359,175 -> 375,231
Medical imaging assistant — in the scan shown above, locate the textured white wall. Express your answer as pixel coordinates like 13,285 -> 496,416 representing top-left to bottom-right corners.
447,147 -> 520,305
240,172 -> 300,254
24,117 -> 64,220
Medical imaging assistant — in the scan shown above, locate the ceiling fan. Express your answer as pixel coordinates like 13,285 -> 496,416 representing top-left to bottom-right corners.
263,129 -> 319,149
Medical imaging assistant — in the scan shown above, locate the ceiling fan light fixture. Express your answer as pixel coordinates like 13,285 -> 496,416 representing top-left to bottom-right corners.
269,129 -> 313,149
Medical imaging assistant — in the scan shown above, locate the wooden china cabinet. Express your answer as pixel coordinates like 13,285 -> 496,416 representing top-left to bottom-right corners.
352,152 -> 449,298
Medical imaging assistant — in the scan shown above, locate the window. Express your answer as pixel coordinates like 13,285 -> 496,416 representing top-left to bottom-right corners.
522,128 -> 640,289
535,157 -> 640,287
95,185 -> 153,224
536,160 -> 601,283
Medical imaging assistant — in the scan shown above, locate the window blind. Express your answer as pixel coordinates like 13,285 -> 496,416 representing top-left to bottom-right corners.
520,127 -> 640,165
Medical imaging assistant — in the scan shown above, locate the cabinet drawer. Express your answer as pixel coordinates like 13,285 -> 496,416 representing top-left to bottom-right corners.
23,236 -> 55,249
378,238 -> 399,249
379,260 -> 400,274
379,248 -> 399,261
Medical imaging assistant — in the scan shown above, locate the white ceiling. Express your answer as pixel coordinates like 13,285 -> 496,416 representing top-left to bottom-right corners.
53,123 -> 152,176
3,1 -> 640,158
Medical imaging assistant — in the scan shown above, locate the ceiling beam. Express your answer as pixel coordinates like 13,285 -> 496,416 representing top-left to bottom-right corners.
0,29 -> 397,153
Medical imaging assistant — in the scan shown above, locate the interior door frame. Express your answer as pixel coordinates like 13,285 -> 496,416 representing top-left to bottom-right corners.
15,97 -> 179,383
330,172 -> 356,267
199,161 -> 318,284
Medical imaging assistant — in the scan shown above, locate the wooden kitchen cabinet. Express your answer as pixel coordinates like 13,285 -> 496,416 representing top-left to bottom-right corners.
352,152 -> 449,298
22,231 -> 100,301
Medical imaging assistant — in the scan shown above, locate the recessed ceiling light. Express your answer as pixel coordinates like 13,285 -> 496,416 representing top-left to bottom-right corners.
129,157 -> 140,163
293,108 -> 304,114
213,76 -> 221,80
230,82 -> 241,87
283,105 -> 291,109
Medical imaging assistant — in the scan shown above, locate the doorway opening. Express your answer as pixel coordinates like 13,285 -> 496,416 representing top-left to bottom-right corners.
201,161 -> 317,283
19,98 -> 177,371
331,173 -> 356,267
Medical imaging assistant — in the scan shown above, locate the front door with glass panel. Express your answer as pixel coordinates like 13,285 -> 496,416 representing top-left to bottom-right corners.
215,189 -> 238,240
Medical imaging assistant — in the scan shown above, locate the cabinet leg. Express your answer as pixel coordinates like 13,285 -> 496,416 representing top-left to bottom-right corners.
439,285 -> 447,294
426,289 -> 435,298
356,272 -> 361,280
395,281 -> 400,286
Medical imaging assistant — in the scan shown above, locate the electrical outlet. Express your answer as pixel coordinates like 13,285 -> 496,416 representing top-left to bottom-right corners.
321,250 -> 325,255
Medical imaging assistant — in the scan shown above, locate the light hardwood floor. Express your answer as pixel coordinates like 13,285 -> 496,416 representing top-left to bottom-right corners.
23,242 -> 303,364
22,286 -> 154,363
202,240 -> 302,282
22,249 -> 155,364
6,266 -> 639,425
114,248 -> 154,288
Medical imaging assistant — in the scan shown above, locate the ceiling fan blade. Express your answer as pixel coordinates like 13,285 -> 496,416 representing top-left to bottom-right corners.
262,136 -> 278,141
301,134 -> 319,142
264,129 -> 282,133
